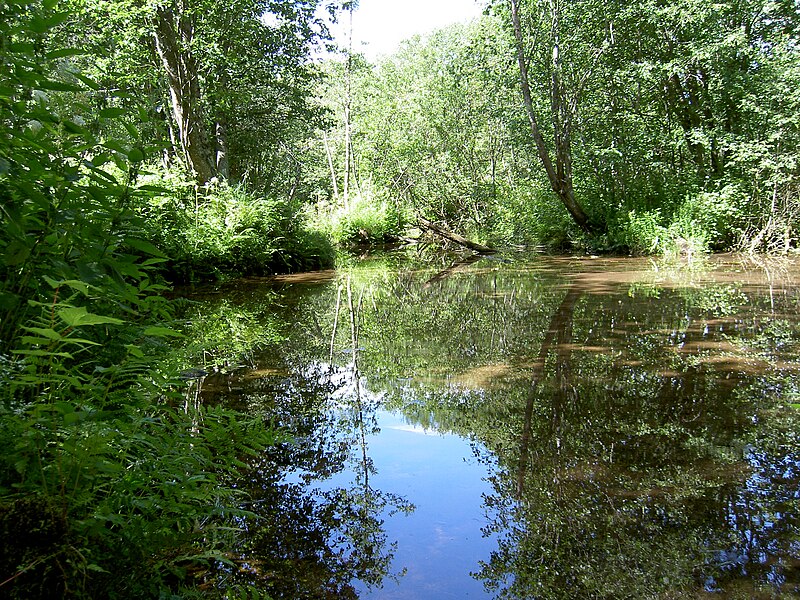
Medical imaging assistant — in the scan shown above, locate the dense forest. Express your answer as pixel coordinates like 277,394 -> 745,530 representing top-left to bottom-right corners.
0,0 -> 798,597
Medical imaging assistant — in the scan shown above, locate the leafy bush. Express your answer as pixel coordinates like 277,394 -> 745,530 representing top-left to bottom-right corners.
616,210 -> 669,255
486,185 -> 576,249
614,208 -> 710,259
675,186 -> 746,251
0,8 -> 283,598
137,176 -> 335,282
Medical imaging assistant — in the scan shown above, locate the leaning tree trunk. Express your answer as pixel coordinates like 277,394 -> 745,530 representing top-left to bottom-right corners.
153,4 -> 216,185
509,0 -> 597,234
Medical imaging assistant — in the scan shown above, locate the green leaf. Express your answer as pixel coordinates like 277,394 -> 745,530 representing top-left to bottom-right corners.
70,72 -> 100,90
103,140 -> 126,153
127,147 -> 144,163
54,401 -> 74,414
46,48 -> 84,60
43,276 -> 93,296
126,344 -> 144,358
20,335 -> 57,346
125,237 -> 167,257
38,79 -> 82,92
142,326 -> 183,338
21,326 -> 62,341
30,12 -> 69,33
58,306 -> 124,327
12,349 -> 73,358
141,257 -> 168,266
85,564 -> 109,574
94,459 -> 122,474
8,42 -> 35,54
99,107 -> 127,119
0,292 -> 19,309
64,412 -> 84,425
123,122 -> 140,140
91,153 -> 111,167
62,119 -> 89,134
4,242 -> 31,266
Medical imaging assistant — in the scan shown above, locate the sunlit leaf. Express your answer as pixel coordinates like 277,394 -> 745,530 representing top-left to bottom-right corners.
46,48 -> 84,60
99,107 -> 127,119
125,237 -> 167,257
127,147 -> 144,163
126,344 -> 145,358
21,326 -> 62,341
58,306 -> 124,327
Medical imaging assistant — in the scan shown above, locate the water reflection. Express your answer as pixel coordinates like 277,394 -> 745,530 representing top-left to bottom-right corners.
212,362 -> 407,599
193,253 -> 800,598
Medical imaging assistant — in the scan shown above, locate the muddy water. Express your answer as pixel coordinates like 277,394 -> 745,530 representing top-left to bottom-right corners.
197,253 -> 800,599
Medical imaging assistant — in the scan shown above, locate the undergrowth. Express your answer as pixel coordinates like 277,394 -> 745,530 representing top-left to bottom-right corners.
137,175 -> 335,283
0,8 -> 285,598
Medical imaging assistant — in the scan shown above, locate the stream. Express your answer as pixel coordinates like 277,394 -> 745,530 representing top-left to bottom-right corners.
190,252 -> 800,599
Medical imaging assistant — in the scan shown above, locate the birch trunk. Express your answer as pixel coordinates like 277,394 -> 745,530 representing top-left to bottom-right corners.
509,0 -> 596,234
153,4 -> 216,185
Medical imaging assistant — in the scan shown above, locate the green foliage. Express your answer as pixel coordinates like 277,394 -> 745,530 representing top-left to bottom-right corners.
312,1 -> 800,253
616,210 -> 668,255
173,298 -> 285,372
674,186 -> 746,251
137,176 -> 334,282
311,190 -> 406,246
0,5 -> 286,598
615,186 -> 747,256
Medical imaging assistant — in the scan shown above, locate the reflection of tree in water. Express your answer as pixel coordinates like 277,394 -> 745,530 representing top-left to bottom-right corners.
205,277 -> 412,598
472,283 -> 800,599
308,259 -> 800,598
195,256 -> 800,598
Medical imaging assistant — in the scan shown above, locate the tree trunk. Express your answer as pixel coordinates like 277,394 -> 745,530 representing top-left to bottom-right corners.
509,0 -> 598,234
215,117 -> 229,179
516,284 -> 581,498
322,130 -> 340,203
153,4 -> 216,185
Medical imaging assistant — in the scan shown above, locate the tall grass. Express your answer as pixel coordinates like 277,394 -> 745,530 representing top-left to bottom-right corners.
307,191 -> 406,247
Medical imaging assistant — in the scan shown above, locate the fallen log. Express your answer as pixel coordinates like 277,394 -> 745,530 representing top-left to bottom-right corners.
417,216 -> 495,254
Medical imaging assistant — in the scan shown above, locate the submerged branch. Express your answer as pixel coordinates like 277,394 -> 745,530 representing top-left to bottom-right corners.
423,253 -> 487,288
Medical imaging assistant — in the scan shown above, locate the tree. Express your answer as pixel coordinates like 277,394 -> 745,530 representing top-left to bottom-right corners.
152,1 -> 216,183
331,21 -> 520,232
68,0 -> 338,189
503,0 -> 606,234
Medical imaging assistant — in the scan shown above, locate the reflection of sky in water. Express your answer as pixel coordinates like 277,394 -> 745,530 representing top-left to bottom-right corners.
327,409 -> 495,599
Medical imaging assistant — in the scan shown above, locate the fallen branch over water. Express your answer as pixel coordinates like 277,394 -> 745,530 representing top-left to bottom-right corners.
417,216 -> 495,254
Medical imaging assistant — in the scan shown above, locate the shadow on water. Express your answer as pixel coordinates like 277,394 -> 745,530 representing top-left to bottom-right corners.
188,252 -> 800,598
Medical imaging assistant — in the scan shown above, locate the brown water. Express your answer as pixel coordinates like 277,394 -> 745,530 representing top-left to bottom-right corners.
194,252 -> 800,599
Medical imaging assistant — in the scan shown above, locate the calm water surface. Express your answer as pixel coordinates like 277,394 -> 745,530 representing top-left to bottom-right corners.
197,253 -> 800,599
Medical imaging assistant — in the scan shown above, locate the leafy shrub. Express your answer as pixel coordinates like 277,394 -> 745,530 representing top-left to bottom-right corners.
616,210 -> 668,255
675,185 -> 745,251
137,177 -> 335,282
0,9 -> 283,598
